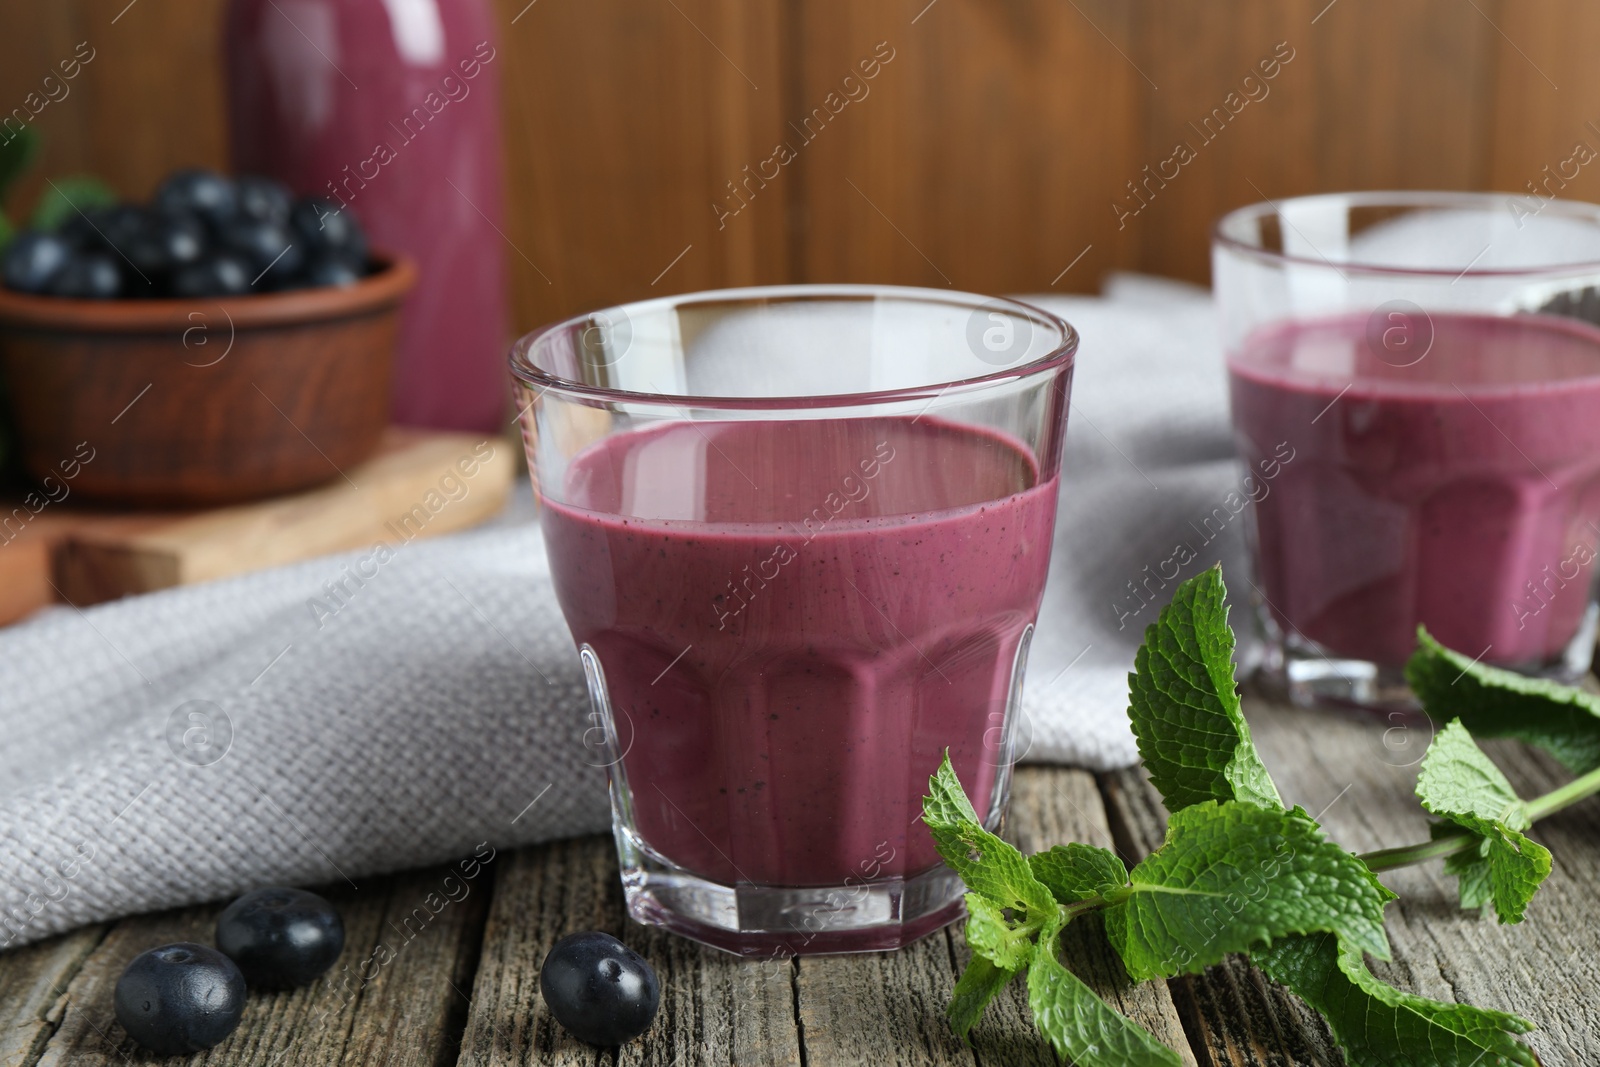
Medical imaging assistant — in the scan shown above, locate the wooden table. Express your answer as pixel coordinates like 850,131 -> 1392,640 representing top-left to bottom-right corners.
3,692 -> 1594,1066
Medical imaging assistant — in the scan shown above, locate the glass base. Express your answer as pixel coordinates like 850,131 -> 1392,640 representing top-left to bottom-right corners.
614,824 -> 966,956
1255,602 -> 1599,712
576,643 -> 991,957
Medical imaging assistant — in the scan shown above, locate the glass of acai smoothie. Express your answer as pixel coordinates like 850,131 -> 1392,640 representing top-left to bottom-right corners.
511,286 -> 1075,955
1215,192 -> 1600,708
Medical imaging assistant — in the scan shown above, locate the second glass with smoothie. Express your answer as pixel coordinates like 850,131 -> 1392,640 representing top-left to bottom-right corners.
1215,192 -> 1600,707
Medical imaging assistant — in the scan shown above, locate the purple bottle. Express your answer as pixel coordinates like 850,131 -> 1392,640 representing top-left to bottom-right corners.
226,0 -> 509,431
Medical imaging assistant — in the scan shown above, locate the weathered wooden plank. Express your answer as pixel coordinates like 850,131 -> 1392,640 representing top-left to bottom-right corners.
334,865 -> 494,1067
616,921 -> 801,1067
14,867 -> 485,1067
458,835 -> 802,1067
0,925 -> 106,1067
795,930 -> 975,1067
1100,693 -> 1600,1066
455,840 -> 611,1067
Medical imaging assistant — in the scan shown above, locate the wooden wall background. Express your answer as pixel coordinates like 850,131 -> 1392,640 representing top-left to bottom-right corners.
0,0 -> 1593,333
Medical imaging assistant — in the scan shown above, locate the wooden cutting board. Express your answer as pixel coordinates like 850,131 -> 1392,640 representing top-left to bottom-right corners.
0,428 -> 517,625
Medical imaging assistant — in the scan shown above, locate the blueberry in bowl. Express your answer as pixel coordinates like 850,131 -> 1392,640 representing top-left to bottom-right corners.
0,171 -> 413,505
3,171 -> 375,300
46,251 -> 123,299
153,168 -> 239,229
2,231 -> 72,294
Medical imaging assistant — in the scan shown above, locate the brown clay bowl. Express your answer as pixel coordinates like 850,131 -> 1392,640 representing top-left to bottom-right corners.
0,253 -> 415,506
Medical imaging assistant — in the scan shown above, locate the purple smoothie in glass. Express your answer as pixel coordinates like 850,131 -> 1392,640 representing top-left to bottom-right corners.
1229,311 -> 1600,670
541,415 -> 1057,888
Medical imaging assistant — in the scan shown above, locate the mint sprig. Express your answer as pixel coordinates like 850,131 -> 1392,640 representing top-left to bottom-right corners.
1105,801 -> 1392,981
1127,565 -> 1280,810
1415,720 -> 1551,923
923,563 -> 1600,1065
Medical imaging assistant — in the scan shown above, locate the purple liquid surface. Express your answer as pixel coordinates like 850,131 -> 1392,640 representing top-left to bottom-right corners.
540,417 -> 1059,887
1229,311 -> 1600,668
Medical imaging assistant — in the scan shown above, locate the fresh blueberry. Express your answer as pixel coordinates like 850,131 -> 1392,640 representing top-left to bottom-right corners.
113,942 -> 246,1056
3,231 -> 73,293
235,175 -> 294,226
154,168 -> 237,227
58,206 -> 114,250
220,218 -> 303,286
98,204 -> 148,249
126,209 -> 208,280
171,253 -> 252,298
215,887 -> 345,989
290,198 -> 368,263
300,254 -> 365,289
47,251 -> 123,299
539,931 -> 659,1047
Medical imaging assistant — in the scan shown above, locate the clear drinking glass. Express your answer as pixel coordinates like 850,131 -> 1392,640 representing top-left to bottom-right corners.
1214,192 -> 1600,709
511,285 -> 1075,955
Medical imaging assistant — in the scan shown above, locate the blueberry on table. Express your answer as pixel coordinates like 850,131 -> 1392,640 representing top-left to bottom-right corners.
235,175 -> 294,226
113,942 -> 246,1056
215,886 -> 345,989
539,931 -> 660,1047
222,218 -> 304,286
171,253 -> 252,298
3,231 -> 72,293
290,197 -> 368,264
47,251 -> 123,299
154,168 -> 237,227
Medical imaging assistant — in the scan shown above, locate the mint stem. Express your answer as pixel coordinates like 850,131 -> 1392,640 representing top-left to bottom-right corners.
1359,830 -> 1476,872
1359,760 -> 1600,872
1523,760 -> 1600,821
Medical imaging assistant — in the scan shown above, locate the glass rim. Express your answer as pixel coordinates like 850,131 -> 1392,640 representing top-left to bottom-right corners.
507,283 -> 1077,411
1212,190 -> 1600,279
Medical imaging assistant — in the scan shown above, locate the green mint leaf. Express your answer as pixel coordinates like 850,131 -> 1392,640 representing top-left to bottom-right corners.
1452,828 -> 1552,922
925,749 -> 984,826
1408,627 -> 1600,775
1028,843 -> 1129,905
29,175 -> 116,232
1417,720 -> 1552,924
964,892 -> 1038,972
1127,565 -> 1281,813
923,754 -> 1058,918
947,954 -> 1020,1043
0,126 -> 39,204
1417,720 -> 1532,831
1438,822 -> 1494,911
1105,802 -> 1393,981
1027,918 -> 1181,1067
1255,934 -> 1536,1067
